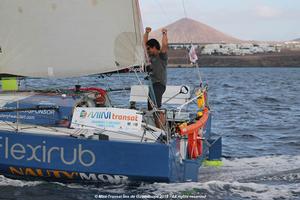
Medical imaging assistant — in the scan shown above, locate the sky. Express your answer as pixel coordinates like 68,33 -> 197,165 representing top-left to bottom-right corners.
139,0 -> 300,41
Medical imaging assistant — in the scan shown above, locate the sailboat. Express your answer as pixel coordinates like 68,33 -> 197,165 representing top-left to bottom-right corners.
0,0 -> 221,184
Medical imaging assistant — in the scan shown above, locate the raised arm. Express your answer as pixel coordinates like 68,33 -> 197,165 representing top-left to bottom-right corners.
161,28 -> 168,53
144,27 -> 151,47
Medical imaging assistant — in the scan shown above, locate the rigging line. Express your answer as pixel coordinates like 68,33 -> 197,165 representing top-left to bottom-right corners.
153,0 -> 172,25
133,71 -> 159,115
1,121 -> 18,130
180,0 -> 204,85
181,0 -> 188,18
133,70 -> 155,111
142,122 -> 165,139
181,0 -> 203,85
133,70 -> 168,135
0,120 -> 160,141
134,70 -> 164,140
0,121 -> 72,135
181,0 -> 190,44
116,70 -> 128,98
23,84 -> 69,91
195,61 -> 203,86
193,49 -> 208,89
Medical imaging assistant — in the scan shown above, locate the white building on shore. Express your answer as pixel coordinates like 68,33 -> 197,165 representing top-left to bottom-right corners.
200,43 -> 278,56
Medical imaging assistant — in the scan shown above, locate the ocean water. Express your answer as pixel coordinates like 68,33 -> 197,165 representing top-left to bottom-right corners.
0,67 -> 300,200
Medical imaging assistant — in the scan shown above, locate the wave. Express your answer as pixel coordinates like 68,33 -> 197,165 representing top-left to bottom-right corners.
1,155 -> 300,200
141,155 -> 300,199
254,96 -> 281,104
236,134 -> 263,141
0,175 -> 42,187
222,83 -> 234,88
143,181 -> 300,200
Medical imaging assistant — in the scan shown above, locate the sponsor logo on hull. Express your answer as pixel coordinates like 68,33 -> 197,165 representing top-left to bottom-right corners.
0,106 -> 56,121
71,108 -> 142,133
8,166 -> 128,184
0,137 -> 96,167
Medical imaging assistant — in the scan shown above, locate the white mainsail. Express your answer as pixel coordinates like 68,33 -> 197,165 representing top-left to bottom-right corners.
0,0 -> 145,78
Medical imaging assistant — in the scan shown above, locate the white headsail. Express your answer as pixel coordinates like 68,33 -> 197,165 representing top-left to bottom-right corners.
0,0 -> 145,78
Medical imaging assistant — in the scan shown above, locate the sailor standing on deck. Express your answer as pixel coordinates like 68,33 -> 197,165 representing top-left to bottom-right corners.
144,27 -> 168,129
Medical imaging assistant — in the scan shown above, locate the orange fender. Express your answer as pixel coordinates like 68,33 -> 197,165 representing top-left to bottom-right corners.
179,107 -> 209,159
188,130 -> 203,159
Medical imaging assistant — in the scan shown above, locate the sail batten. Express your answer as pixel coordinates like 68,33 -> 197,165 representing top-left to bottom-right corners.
0,0 -> 145,78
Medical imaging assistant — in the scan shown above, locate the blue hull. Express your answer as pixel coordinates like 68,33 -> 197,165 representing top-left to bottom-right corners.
0,131 -> 196,184
0,116 -> 221,184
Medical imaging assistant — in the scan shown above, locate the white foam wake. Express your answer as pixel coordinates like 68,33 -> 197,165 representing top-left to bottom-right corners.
141,155 -> 300,200
199,155 -> 300,182
0,155 -> 299,200
0,175 -> 42,187
145,181 -> 300,200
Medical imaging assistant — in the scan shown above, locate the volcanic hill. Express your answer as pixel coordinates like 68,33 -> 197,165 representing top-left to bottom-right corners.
150,18 -> 241,44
